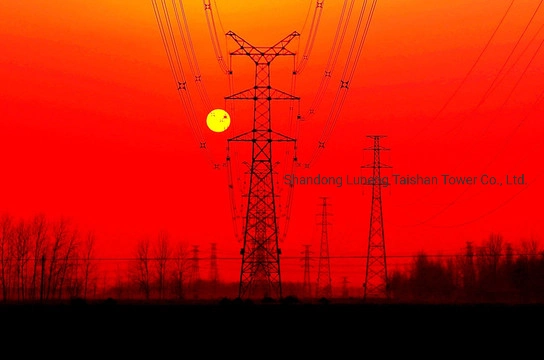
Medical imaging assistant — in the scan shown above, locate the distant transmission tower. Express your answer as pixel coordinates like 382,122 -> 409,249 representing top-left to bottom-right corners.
226,31 -> 299,299
301,245 -> 313,299
362,135 -> 391,300
190,245 -> 200,299
209,243 -> 219,296
316,197 -> 332,299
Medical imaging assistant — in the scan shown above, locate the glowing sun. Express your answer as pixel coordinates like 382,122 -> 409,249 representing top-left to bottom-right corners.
206,109 -> 231,133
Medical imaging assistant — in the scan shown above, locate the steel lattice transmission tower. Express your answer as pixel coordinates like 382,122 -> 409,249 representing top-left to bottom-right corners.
226,31 -> 299,299
209,243 -> 219,296
362,135 -> 391,300
301,245 -> 313,299
190,245 -> 200,299
316,197 -> 332,299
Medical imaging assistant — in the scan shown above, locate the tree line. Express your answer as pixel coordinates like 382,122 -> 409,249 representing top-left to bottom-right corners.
0,213 -> 226,303
2,213 -> 544,303
389,233 -> 544,303
0,213 -> 97,302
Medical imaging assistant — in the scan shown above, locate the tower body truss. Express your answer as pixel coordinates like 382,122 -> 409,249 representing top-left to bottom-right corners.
316,197 -> 332,299
362,135 -> 391,299
227,31 -> 299,299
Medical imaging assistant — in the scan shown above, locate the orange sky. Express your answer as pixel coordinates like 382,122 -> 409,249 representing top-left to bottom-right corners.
1,0 -> 543,284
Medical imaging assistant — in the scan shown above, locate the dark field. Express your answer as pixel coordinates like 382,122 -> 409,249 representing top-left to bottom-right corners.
1,299 -> 541,352
2,299 -> 543,328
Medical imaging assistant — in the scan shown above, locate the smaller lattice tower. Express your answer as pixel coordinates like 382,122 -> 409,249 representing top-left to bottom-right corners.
362,135 -> 391,300
301,245 -> 313,299
190,245 -> 200,299
209,243 -> 219,297
316,197 -> 332,299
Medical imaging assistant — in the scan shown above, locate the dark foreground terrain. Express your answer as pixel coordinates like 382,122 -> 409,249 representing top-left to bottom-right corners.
2,299 -> 543,349
2,299 -> 543,326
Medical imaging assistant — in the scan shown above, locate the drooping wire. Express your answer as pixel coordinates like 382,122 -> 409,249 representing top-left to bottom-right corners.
152,0 -> 217,167
201,1 -> 243,227
498,35 -> 544,111
441,0 -> 543,138
488,20 -> 544,103
392,88 -> 544,228
307,0 -> 377,167
410,0 -> 516,142
174,0 -> 212,111
153,0 -> 198,145
226,144 -> 242,243
280,0 -> 354,239
393,1 -> 541,207
294,0 -> 316,70
302,0 -> 355,123
285,0 -> 354,190
203,0 -> 229,74
469,20 -> 544,146
161,0 -> 206,143
295,1 -> 325,75
428,168 -> 543,229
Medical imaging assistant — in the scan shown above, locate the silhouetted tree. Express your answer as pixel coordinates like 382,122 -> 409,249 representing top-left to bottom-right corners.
81,231 -> 97,300
153,231 -> 170,300
29,214 -> 48,301
171,242 -> 189,300
58,225 -> 79,299
475,233 -> 504,300
133,237 -> 151,300
0,214 -> 14,302
388,269 -> 410,300
46,218 -> 66,300
14,219 -> 30,301
409,252 -> 455,302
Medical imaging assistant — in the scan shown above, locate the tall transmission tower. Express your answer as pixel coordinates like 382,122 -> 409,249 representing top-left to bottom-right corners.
316,197 -> 332,299
362,135 -> 391,300
209,243 -> 219,296
190,245 -> 200,299
301,245 -> 313,299
226,31 -> 299,299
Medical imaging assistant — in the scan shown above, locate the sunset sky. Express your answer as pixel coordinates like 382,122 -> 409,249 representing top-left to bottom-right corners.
1,0 -> 543,284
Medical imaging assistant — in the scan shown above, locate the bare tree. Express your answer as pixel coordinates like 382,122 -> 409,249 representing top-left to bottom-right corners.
521,238 -> 539,260
81,231 -> 96,300
133,237 -> 151,300
154,231 -> 170,300
0,214 -> 14,302
57,225 -> 79,299
487,233 -> 503,280
29,214 -> 48,301
409,252 -> 455,301
46,218 -> 70,300
171,241 -> 189,300
14,219 -> 30,301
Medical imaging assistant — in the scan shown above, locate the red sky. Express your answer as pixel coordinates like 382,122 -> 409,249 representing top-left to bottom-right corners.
1,0 -> 543,284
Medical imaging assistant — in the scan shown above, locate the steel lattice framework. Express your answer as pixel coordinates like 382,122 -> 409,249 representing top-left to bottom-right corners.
226,31 -> 299,299
362,135 -> 391,300
301,245 -> 312,299
316,196 -> 332,298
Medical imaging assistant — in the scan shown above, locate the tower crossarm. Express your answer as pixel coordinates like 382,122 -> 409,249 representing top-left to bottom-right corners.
226,88 -> 299,101
228,130 -> 296,143
226,31 -> 299,62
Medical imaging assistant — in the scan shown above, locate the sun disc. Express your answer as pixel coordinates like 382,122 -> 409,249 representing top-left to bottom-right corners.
206,109 -> 231,133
